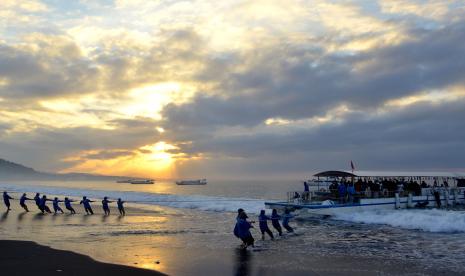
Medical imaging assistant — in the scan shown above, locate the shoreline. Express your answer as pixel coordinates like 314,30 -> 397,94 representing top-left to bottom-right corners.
0,240 -> 165,276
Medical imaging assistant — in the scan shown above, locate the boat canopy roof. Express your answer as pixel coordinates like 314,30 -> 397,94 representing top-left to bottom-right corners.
313,170 -> 465,178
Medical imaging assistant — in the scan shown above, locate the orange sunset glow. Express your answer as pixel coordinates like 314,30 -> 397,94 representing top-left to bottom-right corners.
0,0 -> 464,178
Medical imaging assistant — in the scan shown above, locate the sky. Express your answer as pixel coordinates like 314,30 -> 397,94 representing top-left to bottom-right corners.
1,0 -> 465,179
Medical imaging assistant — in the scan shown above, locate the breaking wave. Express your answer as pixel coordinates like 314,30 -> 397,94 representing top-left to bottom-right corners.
334,209 -> 465,233
0,183 -> 265,213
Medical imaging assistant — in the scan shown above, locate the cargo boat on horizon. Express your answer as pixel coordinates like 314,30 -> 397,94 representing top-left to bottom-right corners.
176,179 -> 207,185
116,179 -> 155,184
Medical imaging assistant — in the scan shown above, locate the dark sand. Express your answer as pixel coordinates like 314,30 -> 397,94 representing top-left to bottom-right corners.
0,240 -> 165,276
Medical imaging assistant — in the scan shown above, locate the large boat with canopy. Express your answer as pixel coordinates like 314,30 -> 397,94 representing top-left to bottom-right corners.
265,170 -> 465,216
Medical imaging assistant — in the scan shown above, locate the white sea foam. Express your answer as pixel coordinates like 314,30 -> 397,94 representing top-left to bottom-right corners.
0,183 -> 265,213
334,209 -> 465,233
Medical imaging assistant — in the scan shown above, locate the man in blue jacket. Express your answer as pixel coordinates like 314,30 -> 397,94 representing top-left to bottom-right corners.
117,198 -> 125,216
20,193 -> 31,212
34,193 -> 43,212
39,195 -> 52,214
102,197 -> 113,216
237,212 -> 254,249
52,197 -> 64,214
80,196 -> 95,215
3,191 -> 13,211
258,210 -> 274,240
64,197 -> 76,214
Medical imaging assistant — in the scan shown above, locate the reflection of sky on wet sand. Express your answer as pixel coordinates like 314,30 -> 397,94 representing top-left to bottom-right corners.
2,201 -> 465,275
0,205 -> 239,275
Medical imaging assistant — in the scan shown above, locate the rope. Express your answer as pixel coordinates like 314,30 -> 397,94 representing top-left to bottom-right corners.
1,191 -> 264,203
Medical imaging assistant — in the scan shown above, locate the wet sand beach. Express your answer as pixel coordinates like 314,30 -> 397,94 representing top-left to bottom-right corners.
1,202 -> 464,276
0,240 -> 164,276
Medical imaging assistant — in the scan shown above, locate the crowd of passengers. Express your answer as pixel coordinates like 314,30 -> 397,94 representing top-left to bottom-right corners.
320,179 -> 450,203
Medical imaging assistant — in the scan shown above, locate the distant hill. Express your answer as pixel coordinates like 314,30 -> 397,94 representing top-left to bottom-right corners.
0,158 -> 136,181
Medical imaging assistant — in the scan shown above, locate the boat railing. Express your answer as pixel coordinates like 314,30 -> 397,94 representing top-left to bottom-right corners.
285,189 -> 455,204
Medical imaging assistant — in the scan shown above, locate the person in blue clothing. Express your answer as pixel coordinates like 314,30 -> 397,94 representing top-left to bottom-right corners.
20,193 -> 31,212
34,193 -> 42,212
234,208 -> 245,245
236,211 -> 254,249
64,197 -> 76,214
258,210 -> 274,240
347,184 -> 356,204
282,209 -> 295,233
3,191 -> 13,211
52,197 -> 64,214
38,195 -> 52,214
303,181 -> 310,201
80,196 -> 94,215
102,197 -> 113,216
117,198 -> 125,216
270,209 -> 283,236
338,182 -> 347,204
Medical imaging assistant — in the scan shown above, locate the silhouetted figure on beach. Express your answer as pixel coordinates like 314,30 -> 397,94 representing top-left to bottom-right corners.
39,195 -> 52,214
258,210 -> 274,240
20,193 -> 31,212
282,209 -> 295,233
52,197 -> 64,214
34,193 -> 42,212
236,211 -> 254,249
102,197 -> 113,216
270,209 -> 283,236
80,196 -> 94,215
117,198 -> 125,216
64,197 -> 76,214
3,191 -> 13,211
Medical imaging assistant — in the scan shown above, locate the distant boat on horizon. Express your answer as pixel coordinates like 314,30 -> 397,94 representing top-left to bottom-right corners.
176,179 -> 207,185
116,179 -> 155,184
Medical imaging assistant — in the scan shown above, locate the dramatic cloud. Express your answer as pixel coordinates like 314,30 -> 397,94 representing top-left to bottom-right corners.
0,0 -> 464,178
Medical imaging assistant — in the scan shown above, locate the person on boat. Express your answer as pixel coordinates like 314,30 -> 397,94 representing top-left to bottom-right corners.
80,196 -> 95,215
282,209 -> 295,233
270,209 -> 283,236
303,181 -> 310,201
433,188 -> 441,208
338,182 -> 346,203
347,184 -> 356,204
420,181 -> 428,188
39,195 -> 52,214
443,180 -> 449,188
19,193 -> 31,212
52,197 -> 64,214
258,210 -> 274,240
64,197 -> 76,214
117,198 -> 125,216
236,211 -> 254,249
3,191 -> 13,211
329,181 -> 338,198
102,197 -> 113,216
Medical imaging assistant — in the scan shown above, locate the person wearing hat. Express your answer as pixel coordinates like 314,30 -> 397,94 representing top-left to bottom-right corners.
237,211 -> 255,249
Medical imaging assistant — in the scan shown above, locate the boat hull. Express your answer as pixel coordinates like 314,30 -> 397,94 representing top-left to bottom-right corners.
265,193 -> 465,217
176,179 -> 207,185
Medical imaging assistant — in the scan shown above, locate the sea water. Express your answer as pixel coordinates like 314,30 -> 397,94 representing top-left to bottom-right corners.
1,179 -> 465,275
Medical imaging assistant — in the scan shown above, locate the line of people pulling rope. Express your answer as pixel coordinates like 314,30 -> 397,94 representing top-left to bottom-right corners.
234,208 -> 296,249
3,191 -> 126,216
